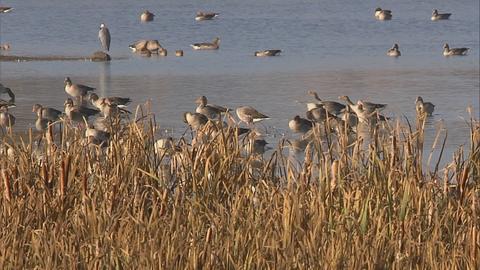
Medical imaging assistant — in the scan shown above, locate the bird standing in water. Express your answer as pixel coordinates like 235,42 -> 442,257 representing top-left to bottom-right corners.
98,23 -> 111,52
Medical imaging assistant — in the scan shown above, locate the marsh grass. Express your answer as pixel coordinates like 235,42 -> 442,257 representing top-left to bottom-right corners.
0,106 -> 478,269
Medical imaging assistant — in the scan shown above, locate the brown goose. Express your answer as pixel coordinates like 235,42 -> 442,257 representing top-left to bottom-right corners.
431,9 -> 451,21
443,43 -> 469,56
289,115 -> 313,134
64,77 -> 95,101
236,106 -> 269,125
254,50 -> 282,57
183,112 -> 208,130
32,104 -> 63,121
195,12 -> 219,21
195,96 -> 229,119
308,90 -> 345,115
140,10 -> 155,22
191,37 -> 220,50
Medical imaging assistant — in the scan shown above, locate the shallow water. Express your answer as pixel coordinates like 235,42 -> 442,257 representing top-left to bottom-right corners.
0,0 -> 479,161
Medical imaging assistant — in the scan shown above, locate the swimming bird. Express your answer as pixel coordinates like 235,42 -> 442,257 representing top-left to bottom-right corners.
236,106 -> 269,125
98,23 -> 111,52
306,107 -> 338,123
183,112 -> 208,130
415,96 -> 435,116
64,77 -> 95,102
195,96 -> 229,120
289,115 -> 313,134
431,9 -> 451,21
374,7 -> 392,20
140,10 -> 155,22
89,93 -> 131,109
0,43 -> 10,50
64,98 -> 100,123
443,43 -> 469,56
0,83 -> 15,102
387,43 -> 401,57
195,12 -> 219,21
32,104 -> 63,121
0,7 -> 13,13
0,105 -> 15,129
190,37 -> 220,50
308,90 -> 346,115
254,50 -> 282,57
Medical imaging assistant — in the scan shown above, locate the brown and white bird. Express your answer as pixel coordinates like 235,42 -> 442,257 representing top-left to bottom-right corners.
64,98 -> 100,123
195,12 -> 219,21
184,112 -> 208,130
191,37 -> 220,50
0,105 -> 15,129
289,115 -> 313,134
415,96 -> 435,116
195,96 -> 229,120
32,104 -> 63,121
387,43 -> 401,57
431,9 -> 451,21
89,93 -> 131,110
236,106 -> 269,125
64,77 -> 95,102
85,125 -> 110,146
443,43 -> 469,56
374,7 -> 392,20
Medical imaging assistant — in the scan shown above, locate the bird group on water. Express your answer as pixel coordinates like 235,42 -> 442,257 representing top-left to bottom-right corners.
0,4 -> 471,153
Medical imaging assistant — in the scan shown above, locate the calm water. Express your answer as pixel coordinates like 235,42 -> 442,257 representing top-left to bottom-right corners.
0,0 -> 479,159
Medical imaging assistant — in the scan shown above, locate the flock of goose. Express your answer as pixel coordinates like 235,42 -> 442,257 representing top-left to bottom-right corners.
0,4 -> 471,154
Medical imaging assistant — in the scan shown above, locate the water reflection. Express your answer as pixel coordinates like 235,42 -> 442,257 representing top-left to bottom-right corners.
97,62 -> 111,97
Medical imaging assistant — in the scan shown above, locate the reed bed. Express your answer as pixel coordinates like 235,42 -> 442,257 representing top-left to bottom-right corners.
0,106 -> 478,269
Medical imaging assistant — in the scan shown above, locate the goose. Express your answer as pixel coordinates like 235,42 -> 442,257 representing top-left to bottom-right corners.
289,115 -> 313,134
357,100 -> 387,113
247,139 -> 270,155
306,107 -> 338,123
85,125 -> 110,146
0,43 -> 10,50
183,112 -> 208,130
140,10 -> 155,22
308,90 -> 346,115
64,77 -> 95,101
415,96 -> 435,116
0,99 -> 15,108
129,40 -> 162,54
89,93 -> 131,109
97,99 -> 130,118
431,9 -> 451,21
64,98 -> 100,123
0,105 -> 15,128
191,37 -> 220,50
32,104 -> 63,121
387,43 -> 401,57
341,106 -> 359,127
254,50 -> 282,57
98,23 -> 111,52
34,108 -> 51,132
236,106 -> 269,125
443,43 -> 469,56
195,96 -> 229,120
0,7 -> 13,13
0,83 -> 15,101
195,12 -> 219,21
375,7 -> 392,20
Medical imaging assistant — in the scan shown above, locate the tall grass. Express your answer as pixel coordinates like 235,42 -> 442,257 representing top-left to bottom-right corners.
0,107 -> 478,269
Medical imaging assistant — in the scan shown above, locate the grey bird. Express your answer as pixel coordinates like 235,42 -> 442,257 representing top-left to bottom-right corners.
236,106 -> 269,125
98,23 -> 111,52
64,77 -> 95,101
415,96 -> 435,116
306,107 -> 338,123
431,9 -> 451,21
443,43 -> 469,56
308,90 -> 345,115
191,37 -> 220,50
140,10 -> 155,22
247,138 -> 270,155
375,7 -> 392,20
289,115 -> 313,134
90,93 -> 131,109
195,96 -> 229,119
387,43 -> 401,57
64,98 -> 100,123
0,83 -> 15,101
0,105 -> 15,128
195,12 -> 219,21
183,112 -> 208,130
255,50 -> 282,57
32,104 -> 63,121
96,99 -> 130,118
357,100 -> 387,113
